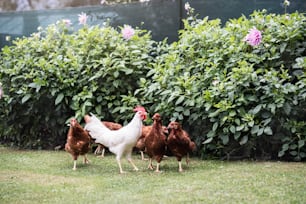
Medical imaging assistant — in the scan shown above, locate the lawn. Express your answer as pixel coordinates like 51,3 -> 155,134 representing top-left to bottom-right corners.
0,146 -> 305,204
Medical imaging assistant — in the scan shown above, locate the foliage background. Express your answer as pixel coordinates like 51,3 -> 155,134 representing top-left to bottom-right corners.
136,11 -> 306,161
0,22 -> 156,149
0,10 -> 305,161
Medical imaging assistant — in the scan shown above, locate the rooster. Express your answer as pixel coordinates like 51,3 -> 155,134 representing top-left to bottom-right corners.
93,121 -> 123,157
144,113 -> 167,173
84,106 -> 147,174
65,118 -> 91,170
167,121 -> 196,172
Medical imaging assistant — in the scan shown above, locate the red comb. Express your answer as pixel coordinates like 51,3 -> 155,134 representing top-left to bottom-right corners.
133,106 -> 146,113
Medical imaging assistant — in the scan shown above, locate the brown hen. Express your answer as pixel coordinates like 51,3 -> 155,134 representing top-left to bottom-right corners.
65,118 -> 91,170
144,113 -> 167,172
136,125 -> 169,160
167,121 -> 196,172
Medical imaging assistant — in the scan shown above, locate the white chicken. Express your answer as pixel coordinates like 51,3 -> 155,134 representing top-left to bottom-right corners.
84,106 -> 147,174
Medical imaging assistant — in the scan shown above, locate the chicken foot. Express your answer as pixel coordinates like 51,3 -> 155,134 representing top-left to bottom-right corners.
140,151 -> 148,161
116,160 -> 138,174
147,158 -> 154,170
83,154 -> 90,164
127,158 -> 139,172
117,159 -> 125,174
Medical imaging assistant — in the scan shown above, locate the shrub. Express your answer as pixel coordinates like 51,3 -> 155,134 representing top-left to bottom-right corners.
0,10 -> 305,162
136,10 -> 306,160
0,20 -> 156,149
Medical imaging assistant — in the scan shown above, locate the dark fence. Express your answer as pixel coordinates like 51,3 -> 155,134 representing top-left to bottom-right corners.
0,0 -> 305,48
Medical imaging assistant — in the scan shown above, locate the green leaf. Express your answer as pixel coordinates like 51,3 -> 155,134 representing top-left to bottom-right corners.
221,135 -> 229,145
208,109 -> 220,118
263,126 -> 273,135
234,118 -> 240,125
280,42 -> 287,53
28,82 -> 41,92
175,96 -> 185,105
203,137 -> 213,144
175,106 -> 184,112
229,110 -> 236,117
122,68 -> 133,75
236,124 -> 244,131
113,80 -> 120,88
239,135 -> 248,145
300,152 -> 306,158
183,109 -> 190,116
282,143 -> 289,151
251,125 -> 259,135
213,122 -> 218,132
234,132 -> 241,140
252,104 -> 262,115
113,71 -> 119,78
289,144 -> 297,150
248,120 -> 254,127
84,101 -> 93,107
97,96 -> 103,103
207,130 -> 215,138
55,93 -> 64,105
298,140 -> 305,148
268,103 -> 276,114
257,128 -> 264,136
21,94 -> 31,104
230,125 -> 236,134
95,105 -> 102,115
278,150 -> 285,157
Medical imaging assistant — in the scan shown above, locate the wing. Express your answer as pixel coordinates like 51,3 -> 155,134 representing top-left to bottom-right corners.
85,114 -> 128,147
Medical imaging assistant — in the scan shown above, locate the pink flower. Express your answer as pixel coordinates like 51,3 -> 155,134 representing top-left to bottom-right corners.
62,19 -> 72,26
184,2 -> 191,11
78,12 -> 88,25
122,25 -> 135,40
245,27 -> 262,46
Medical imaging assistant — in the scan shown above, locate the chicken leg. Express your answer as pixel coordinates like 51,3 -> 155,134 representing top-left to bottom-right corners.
127,152 -> 139,172
127,158 -> 139,171
117,159 -> 125,174
155,162 -> 162,173
178,161 -> 183,172
147,158 -> 154,170
73,160 -> 77,171
83,154 -> 89,164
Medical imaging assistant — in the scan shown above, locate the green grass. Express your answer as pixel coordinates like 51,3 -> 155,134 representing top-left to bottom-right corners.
0,146 -> 305,204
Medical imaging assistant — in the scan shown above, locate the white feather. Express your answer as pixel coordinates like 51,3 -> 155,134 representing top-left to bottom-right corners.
84,112 -> 143,156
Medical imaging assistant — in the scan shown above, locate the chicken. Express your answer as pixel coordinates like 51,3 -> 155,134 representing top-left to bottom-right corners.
144,113 -> 167,172
94,121 -> 123,157
65,118 -> 91,170
135,125 -> 168,160
84,106 -> 147,174
135,125 -> 152,160
167,121 -> 196,172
